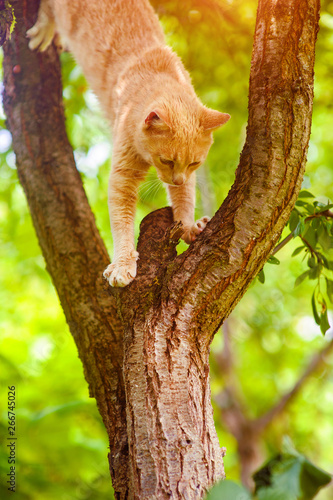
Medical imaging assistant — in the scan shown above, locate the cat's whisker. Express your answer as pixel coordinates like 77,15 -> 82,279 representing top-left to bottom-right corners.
139,178 -> 162,201
139,184 -> 155,198
196,174 -> 215,192
141,178 -> 161,195
139,177 -> 159,190
139,178 -> 157,191
150,180 -> 162,198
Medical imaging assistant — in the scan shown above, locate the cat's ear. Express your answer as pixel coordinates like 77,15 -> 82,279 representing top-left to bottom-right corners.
201,108 -> 230,131
144,109 -> 171,130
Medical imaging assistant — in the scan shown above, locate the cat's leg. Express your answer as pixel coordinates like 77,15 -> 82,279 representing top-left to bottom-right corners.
167,172 -> 211,244
27,0 -> 56,52
103,164 -> 147,287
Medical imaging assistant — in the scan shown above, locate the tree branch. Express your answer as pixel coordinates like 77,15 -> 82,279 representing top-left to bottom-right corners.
2,1 -> 129,496
255,337 -> 333,432
272,210 -> 333,255
161,0 -> 320,349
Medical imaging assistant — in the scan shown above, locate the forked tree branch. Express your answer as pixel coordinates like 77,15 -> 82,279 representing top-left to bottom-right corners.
145,0 -> 321,352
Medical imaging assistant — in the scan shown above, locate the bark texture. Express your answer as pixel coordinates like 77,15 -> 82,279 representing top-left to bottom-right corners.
2,0 -> 320,498
2,0 -> 129,496
0,0 -> 14,47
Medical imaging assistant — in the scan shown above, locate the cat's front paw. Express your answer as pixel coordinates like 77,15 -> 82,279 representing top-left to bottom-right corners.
103,251 -> 139,287
27,13 -> 55,52
182,216 -> 211,244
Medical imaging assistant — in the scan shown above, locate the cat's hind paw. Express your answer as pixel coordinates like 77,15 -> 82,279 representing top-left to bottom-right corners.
182,216 -> 211,244
27,12 -> 55,52
103,251 -> 139,287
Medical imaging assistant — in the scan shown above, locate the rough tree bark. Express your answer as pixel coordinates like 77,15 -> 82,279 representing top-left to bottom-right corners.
2,0 -> 320,498
0,0 -> 14,46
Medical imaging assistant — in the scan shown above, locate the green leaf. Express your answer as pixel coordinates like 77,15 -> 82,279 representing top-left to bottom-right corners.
295,200 -> 309,207
258,487 -> 294,500
300,459 -> 332,499
326,278 -> 333,303
295,270 -> 310,287
307,256 -> 316,268
255,457 -> 301,500
298,190 -> 315,199
291,246 -> 305,257
258,269 -> 265,284
308,265 -> 320,280
254,439 -> 332,500
320,308 -> 330,335
289,211 -> 300,232
311,292 -> 320,325
302,225 -> 317,249
205,480 -> 251,500
319,253 -> 329,269
293,218 -> 306,237
318,226 -> 333,252
314,202 -> 333,213
268,256 -> 280,265
311,217 -> 320,230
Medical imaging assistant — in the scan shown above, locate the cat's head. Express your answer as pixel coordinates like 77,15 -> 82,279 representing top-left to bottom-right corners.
136,104 -> 230,186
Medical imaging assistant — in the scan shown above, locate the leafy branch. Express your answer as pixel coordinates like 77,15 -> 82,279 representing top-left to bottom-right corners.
206,437 -> 332,500
259,191 -> 333,335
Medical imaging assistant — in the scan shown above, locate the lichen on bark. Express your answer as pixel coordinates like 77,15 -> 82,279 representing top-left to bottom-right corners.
0,0 -> 15,47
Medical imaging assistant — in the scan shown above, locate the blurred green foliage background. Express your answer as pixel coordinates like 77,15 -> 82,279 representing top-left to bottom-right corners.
1,0 -> 332,498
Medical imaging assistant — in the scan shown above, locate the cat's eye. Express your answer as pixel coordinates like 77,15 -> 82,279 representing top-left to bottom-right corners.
160,158 -> 174,167
189,161 -> 201,168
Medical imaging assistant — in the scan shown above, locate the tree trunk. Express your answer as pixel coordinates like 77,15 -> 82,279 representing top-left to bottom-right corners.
2,0 -> 320,498
2,0 -> 129,495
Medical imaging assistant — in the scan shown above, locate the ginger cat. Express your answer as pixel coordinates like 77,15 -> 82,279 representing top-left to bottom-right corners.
27,0 -> 230,287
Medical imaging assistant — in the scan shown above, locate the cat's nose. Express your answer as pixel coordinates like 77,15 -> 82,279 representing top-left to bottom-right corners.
173,174 -> 185,185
